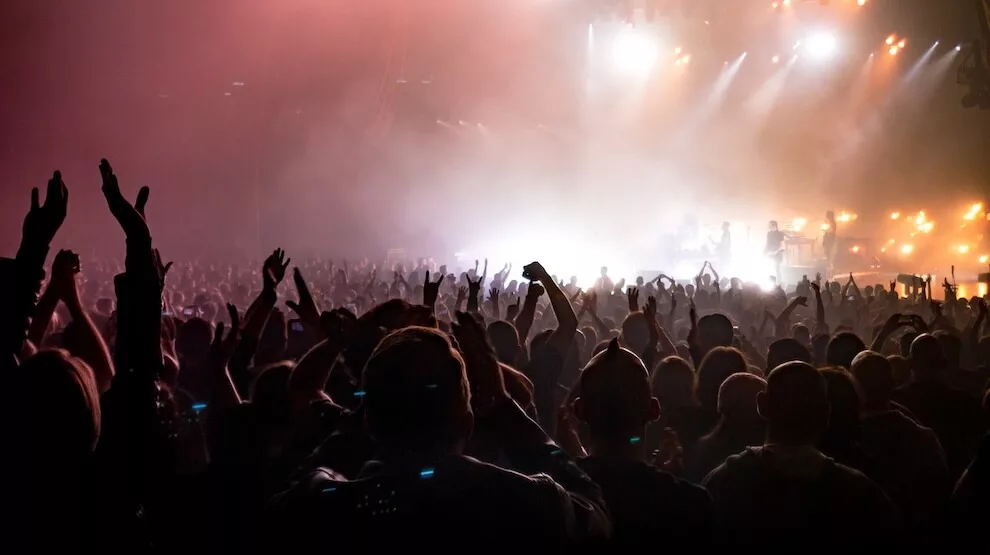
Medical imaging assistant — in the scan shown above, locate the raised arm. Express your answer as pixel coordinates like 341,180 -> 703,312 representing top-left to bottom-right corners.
514,282 -> 544,343
1,171 -> 67,369
525,262 -> 578,357
53,250 -> 115,392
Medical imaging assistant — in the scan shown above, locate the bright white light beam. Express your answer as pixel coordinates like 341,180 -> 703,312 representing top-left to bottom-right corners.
805,32 -> 839,61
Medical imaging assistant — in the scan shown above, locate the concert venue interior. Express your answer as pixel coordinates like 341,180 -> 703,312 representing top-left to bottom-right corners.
1,0 -> 987,294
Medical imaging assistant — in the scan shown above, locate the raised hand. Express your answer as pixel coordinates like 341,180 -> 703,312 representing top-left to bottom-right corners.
466,274 -> 483,312
262,248 -> 291,291
320,308 -> 355,347
50,249 -> 81,300
627,286 -> 640,312
286,267 -> 321,328
423,270 -> 444,308
455,286 -> 467,307
451,311 -> 506,413
582,290 -> 599,316
488,286 -> 500,314
506,296 -> 522,321
152,248 -> 174,285
22,170 -> 68,247
100,159 -> 150,241
644,295 -> 661,344
522,261 -> 549,282
527,281 -> 546,299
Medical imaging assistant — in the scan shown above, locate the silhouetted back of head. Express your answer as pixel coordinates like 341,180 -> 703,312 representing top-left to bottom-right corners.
850,351 -> 893,410
820,367 -> 862,446
250,361 -> 295,427
697,347 -> 747,412
758,362 -> 829,446
933,331 -> 962,369
577,339 -> 653,440
620,312 -> 650,353
651,355 -> 697,408
909,333 -> 944,381
826,332 -> 866,369
698,313 -> 734,353
767,338 -> 812,373
362,327 -> 470,453
177,317 -> 212,363
12,349 -> 100,467
717,372 -> 766,418
487,320 -> 520,365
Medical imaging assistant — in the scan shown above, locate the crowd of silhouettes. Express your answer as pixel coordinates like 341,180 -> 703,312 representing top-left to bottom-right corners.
4,161 -> 989,552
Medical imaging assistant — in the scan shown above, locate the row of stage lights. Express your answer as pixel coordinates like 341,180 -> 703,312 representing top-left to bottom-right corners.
772,0 -> 869,9
610,27 -> 967,72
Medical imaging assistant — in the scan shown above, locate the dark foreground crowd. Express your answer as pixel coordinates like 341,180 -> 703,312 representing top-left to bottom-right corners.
4,161 -> 989,553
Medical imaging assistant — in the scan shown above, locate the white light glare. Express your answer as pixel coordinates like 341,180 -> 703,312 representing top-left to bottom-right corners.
805,32 -> 839,60
612,30 -> 658,73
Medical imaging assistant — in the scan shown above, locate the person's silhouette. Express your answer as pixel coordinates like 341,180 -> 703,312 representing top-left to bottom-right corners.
268,325 -> 610,551
574,339 -> 713,549
703,362 -> 900,549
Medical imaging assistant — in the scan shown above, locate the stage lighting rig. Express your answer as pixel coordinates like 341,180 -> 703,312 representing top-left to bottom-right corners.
957,0 -> 990,109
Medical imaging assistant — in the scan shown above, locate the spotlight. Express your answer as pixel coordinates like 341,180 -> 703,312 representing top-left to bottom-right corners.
772,55 -> 780,64
805,32 -> 839,60
955,45 -> 962,52
889,46 -> 899,56
886,35 -> 895,46
857,0 -> 867,5
901,244 -> 914,255
611,29 -> 659,73
897,39 -> 907,48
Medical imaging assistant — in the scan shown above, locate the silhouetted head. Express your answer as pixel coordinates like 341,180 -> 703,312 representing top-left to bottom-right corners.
698,313 -> 734,355
819,368 -> 862,451
850,351 -> 893,411
486,320 -> 521,366
600,266 -> 608,277
13,349 -> 100,467
697,347 -> 748,412
651,356 -> 698,408
176,317 -> 213,366
769,220 -> 779,231
758,362 -> 829,446
933,331 -> 962,370
886,354 -> 911,387
825,332 -> 866,369
575,339 -> 658,443
362,327 -> 471,454
717,372 -> 766,419
767,338 -> 812,373
792,323 -> 810,345
250,361 -> 296,427
909,334 -> 944,381
620,311 -> 650,354
722,221 -> 730,231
